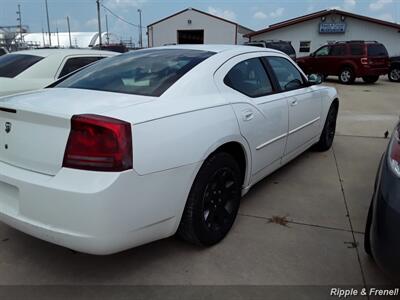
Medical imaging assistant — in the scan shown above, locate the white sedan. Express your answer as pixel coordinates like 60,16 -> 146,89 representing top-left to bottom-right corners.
0,49 -> 117,97
0,45 -> 338,254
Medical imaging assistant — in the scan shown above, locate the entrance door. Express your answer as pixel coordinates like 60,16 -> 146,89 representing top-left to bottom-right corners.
177,30 -> 204,44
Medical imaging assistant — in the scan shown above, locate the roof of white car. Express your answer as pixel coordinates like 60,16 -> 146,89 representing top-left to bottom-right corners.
12,48 -> 117,57
151,44 -> 282,54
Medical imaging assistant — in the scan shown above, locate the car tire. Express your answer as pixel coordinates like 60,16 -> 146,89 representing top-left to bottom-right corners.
177,152 -> 242,246
364,199 -> 373,257
339,67 -> 355,84
313,103 -> 338,151
388,66 -> 400,82
362,76 -> 379,84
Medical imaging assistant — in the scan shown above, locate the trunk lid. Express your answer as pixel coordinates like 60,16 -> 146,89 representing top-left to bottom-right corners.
0,88 -> 153,175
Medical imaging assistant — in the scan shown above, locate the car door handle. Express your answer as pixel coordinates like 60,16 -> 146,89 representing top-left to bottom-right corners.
290,99 -> 298,106
242,110 -> 254,121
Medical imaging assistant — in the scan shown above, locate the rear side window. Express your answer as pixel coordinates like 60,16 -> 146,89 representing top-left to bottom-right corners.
224,58 -> 273,98
56,49 -> 215,97
58,56 -> 105,78
367,44 -> 388,57
350,44 -> 364,56
330,45 -> 347,56
267,56 -> 305,91
0,54 -> 43,78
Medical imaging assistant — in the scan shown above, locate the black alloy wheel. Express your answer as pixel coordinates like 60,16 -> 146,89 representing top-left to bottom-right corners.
314,104 -> 338,151
178,152 -> 242,246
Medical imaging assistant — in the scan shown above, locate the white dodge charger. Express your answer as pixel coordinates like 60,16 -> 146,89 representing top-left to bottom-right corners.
0,45 -> 338,254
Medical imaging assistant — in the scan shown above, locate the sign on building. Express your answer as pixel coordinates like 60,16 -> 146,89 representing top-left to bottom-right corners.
319,23 -> 346,33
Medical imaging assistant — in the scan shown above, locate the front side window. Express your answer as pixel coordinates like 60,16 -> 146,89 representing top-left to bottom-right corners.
224,58 -> 273,98
56,49 -> 215,97
0,54 -> 44,78
315,46 -> 330,57
267,56 -> 305,91
58,56 -> 104,78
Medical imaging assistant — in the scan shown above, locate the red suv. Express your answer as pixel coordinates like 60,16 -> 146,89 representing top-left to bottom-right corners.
296,41 -> 389,84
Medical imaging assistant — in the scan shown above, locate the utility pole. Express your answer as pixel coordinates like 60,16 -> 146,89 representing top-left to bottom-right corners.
16,4 -> 23,44
137,9 -> 143,48
96,0 -> 102,47
67,16 -> 72,48
41,27 -> 45,47
56,27 -> 60,48
105,14 -> 110,45
45,0 -> 51,46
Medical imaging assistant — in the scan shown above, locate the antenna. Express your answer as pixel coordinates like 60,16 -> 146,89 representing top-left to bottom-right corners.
96,0 -> 102,47
16,4 -> 23,44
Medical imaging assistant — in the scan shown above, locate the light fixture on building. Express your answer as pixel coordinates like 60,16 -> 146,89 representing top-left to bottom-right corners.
341,16 -> 346,21
321,16 -> 326,21
188,19 -> 192,24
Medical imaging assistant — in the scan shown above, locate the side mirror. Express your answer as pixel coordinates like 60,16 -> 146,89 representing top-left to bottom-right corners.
308,74 -> 322,85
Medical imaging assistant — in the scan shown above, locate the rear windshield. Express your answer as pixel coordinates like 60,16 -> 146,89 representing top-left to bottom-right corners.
246,43 -> 266,48
266,42 -> 295,55
367,44 -> 388,57
56,49 -> 215,97
0,54 -> 44,78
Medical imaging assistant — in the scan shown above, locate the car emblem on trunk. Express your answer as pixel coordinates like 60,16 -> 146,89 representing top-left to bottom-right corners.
5,122 -> 11,134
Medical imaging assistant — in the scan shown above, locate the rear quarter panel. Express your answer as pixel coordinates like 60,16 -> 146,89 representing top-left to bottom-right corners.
129,104 -> 246,175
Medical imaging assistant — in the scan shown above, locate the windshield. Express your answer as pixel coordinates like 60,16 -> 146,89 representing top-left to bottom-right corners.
56,49 -> 215,97
266,43 -> 295,55
0,54 -> 44,78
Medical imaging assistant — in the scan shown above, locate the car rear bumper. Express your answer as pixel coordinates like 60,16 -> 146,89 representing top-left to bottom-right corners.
0,161 -> 198,254
359,66 -> 388,76
370,153 -> 400,278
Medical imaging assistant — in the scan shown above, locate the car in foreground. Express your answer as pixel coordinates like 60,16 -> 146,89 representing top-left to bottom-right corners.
244,40 -> 296,60
365,121 -> 400,279
296,41 -> 389,84
389,56 -> 400,82
0,49 -> 117,97
0,45 -> 339,254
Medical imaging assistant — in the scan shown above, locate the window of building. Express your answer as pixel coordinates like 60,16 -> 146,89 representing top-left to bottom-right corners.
299,41 -> 311,53
224,58 -> 273,98
266,57 -> 305,91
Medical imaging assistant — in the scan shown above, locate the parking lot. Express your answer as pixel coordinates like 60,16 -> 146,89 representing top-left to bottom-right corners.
0,77 -> 398,296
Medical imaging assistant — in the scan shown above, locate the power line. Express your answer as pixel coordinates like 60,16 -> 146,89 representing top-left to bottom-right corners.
100,3 -> 142,28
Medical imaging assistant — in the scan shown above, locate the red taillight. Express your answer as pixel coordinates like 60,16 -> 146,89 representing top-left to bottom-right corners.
361,57 -> 369,65
63,114 -> 133,172
389,128 -> 400,177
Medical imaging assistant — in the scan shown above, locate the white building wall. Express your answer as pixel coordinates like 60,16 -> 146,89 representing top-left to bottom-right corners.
250,14 -> 400,57
148,9 -> 237,47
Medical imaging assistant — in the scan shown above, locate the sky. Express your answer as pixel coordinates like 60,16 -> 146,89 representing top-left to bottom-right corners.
0,0 -> 399,46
